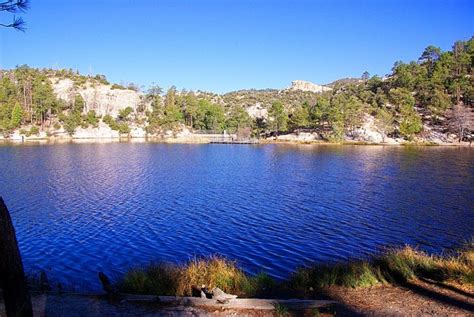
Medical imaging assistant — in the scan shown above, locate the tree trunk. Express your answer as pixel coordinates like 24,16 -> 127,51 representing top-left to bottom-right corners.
0,197 -> 33,317
459,127 -> 464,143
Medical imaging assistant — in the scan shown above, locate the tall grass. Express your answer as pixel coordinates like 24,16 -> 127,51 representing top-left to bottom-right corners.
290,244 -> 473,293
175,256 -> 249,296
374,244 -> 474,284
118,256 -> 273,297
289,261 -> 385,292
118,244 -> 473,297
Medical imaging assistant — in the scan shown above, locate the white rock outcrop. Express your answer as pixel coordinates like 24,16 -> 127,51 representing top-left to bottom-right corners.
288,80 -> 332,93
246,102 -> 268,119
277,132 -> 321,142
130,126 -> 147,138
352,115 -> 399,144
51,78 -> 143,118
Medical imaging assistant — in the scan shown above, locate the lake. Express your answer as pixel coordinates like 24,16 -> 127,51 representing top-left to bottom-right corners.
0,142 -> 473,290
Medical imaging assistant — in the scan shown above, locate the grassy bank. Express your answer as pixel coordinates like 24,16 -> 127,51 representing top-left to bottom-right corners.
118,256 -> 275,297
117,243 -> 473,298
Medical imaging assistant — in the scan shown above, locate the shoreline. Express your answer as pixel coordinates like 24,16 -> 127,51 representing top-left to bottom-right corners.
0,136 -> 472,147
17,243 -> 473,316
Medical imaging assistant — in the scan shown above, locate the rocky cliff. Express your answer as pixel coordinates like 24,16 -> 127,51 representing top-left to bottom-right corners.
288,80 -> 332,93
51,78 -> 144,117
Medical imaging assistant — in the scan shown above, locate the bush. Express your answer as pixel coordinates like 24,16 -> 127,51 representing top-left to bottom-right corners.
83,110 -> 99,128
102,114 -> 113,125
29,126 -> 40,136
118,107 -> 133,120
102,114 -> 130,134
116,122 -> 130,134
399,104 -> 423,140
111,84 -> 126,90
60,112 -> 82,135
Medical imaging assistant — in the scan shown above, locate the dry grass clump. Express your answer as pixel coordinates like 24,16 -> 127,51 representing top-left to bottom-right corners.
175,256 -> 249,296
119,256 -> 274,297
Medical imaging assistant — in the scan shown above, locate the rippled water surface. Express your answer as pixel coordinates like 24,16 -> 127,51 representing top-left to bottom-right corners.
0,143 -> 473,289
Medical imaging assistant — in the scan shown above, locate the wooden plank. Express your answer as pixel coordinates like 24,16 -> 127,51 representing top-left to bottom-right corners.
120,294 -> 337,310
0,197 -> 33,317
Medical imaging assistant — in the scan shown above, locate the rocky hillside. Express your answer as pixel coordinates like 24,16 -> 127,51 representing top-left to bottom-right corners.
0,37 -> 473,143
51,78 -> 143,118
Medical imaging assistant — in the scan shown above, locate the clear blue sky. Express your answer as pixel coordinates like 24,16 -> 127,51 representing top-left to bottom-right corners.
1,0 -> 473,93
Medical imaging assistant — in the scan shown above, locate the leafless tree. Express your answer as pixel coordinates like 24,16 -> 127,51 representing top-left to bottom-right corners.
0,0 -> 29,31
447,104 -> 473,142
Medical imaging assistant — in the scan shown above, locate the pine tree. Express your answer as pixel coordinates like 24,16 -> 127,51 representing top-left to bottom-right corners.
269,101 -> 287,137
10,102 -> 23,129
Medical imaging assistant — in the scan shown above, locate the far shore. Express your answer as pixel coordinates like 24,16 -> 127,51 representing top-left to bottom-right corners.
0,135 -> 472,147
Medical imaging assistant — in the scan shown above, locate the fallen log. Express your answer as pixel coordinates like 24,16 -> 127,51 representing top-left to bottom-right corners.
120,294 -> 337,310
98,271 -> 337,311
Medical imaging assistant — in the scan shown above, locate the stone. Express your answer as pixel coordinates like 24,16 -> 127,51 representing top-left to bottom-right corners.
211,287 -> 238,302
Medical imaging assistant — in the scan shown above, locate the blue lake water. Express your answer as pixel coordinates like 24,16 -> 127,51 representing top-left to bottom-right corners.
0,142 -> 473,290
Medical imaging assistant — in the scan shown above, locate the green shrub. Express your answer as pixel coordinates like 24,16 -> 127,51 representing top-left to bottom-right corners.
118,107 -> 133,120
111,83 -> 126,90
83,110 -> 99,128
399,104 -> 423,140
103,114 -> 130,134
61,112 -> 82,135
29,126 -> 40,136
116,122 -> 130,134
102,114 -> 113,125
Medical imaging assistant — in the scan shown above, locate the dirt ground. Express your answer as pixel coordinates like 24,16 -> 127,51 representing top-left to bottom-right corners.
322,279 -> 474,316
1,279 -> 472,316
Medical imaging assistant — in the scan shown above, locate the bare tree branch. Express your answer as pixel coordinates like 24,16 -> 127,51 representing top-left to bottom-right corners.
0,0 -> 29,12
447,104 -> 474,142
0,15 -> 25,31
0,0 -> 29,31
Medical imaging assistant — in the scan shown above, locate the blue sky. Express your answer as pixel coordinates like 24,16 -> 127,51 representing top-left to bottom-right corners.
1,0 -> 473,93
